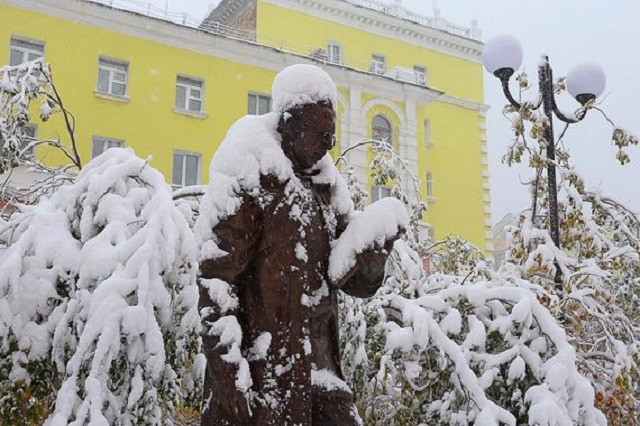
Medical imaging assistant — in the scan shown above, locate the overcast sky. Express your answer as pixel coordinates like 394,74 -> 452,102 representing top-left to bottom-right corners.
146,0 -> 640,223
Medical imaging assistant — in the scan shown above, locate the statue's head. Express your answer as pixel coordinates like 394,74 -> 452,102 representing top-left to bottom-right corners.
273,64 -> 337,170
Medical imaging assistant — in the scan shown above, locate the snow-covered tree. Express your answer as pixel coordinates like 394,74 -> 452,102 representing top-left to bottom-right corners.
0,58 -> 81,217
337,139 -> 606,424
499,73 -> 640,424
0,148 -> 202,424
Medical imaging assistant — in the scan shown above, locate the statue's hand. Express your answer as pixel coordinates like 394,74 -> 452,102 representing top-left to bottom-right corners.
334,227 -> 405,295
355,227 -> 404,278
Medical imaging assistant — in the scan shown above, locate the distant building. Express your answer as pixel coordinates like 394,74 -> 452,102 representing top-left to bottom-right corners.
492,213 -> 517,269
1,0 -> 492,252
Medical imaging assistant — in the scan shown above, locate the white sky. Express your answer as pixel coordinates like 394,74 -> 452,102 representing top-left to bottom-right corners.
149,0 -> 640,223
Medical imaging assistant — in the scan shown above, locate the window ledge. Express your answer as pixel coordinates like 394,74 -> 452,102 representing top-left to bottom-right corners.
172,183 -> 201,190
94,91 -> 130,103
427,196 -> 436,203
173,108 -> 208,119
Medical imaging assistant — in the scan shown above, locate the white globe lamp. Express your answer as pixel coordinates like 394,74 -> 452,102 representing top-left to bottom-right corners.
483,35 -> 523,79
566,62 -> 606,105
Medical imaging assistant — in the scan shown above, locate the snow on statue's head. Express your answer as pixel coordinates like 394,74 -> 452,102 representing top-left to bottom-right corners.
272,64 -> 337,113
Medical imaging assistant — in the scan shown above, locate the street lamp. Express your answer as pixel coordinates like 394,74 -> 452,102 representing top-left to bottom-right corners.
483,35 -> 606,285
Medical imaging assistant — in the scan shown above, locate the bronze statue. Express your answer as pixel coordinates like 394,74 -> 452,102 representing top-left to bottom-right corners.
198,64 -> 403,425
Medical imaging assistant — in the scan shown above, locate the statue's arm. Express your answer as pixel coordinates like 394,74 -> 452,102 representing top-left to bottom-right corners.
199,193 -> 261,422
200,193 -> 261,283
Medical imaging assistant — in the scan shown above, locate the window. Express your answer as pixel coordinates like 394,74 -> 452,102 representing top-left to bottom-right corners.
248,93 -> 271,115
414,65 -> 427,86
424,118 -> 432,147
92,136 -> 124,158
426,172 -> 434,200
417,224 -> 435,242
370,54 -> 386,75
97,57 -> 128,97
172,151 -> 201,187
175,75 -> 204,113
9,37 -> 44,66
327,42 -> 342,65
372,115 -> 392,143
19,124 -> 37,159
371,186 -> 391,203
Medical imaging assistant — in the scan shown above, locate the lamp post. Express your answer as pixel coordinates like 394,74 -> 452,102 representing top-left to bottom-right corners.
483,35 -> 606,287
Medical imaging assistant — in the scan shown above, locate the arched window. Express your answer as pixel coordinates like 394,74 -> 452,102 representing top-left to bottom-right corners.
372,115 -> 392,143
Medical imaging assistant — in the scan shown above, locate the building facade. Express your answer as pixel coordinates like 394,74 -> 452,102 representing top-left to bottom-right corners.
1,0 -> 493,252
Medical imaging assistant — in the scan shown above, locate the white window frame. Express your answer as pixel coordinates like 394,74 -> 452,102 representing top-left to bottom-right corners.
175,75 -> 204,113
418,223 -> 435,242
371,186 -> 392,203
414,65 -> 427,86
18,124 -> 38,159
370,54 -> 386,75
92,136 -> 124,158
9,36 -> 44,66
372,115 -> 393,144
97,57 -> 129,97
247,93 -> 272,115
327,42 -> 343,65
172,150 -> 201,188
426,171 -> 435,202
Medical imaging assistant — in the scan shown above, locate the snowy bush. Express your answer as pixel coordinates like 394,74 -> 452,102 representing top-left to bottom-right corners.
337,137 -> 606,424
499,75 -> 640,424
0,59 -> 49,175
340,243 -> 606,425
505,175 -> 640,423
1,58 -> 81,217
0,148 -> 202,424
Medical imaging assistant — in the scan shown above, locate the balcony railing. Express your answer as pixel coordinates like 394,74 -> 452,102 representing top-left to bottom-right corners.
342,0 -> 481,41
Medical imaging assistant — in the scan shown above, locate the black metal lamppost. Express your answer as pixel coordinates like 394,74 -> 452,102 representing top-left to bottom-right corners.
482,35 -> 606,285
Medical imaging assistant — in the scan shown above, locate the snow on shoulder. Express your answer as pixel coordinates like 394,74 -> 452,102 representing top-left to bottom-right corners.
272,64 -> 337,112
328,197 -> 409,285
196,64 -> 350,258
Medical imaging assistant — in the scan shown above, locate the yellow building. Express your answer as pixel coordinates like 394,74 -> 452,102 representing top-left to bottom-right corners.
0,0 -> 492,253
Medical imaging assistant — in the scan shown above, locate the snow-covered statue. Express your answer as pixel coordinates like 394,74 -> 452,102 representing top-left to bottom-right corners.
196,64 -> 408,425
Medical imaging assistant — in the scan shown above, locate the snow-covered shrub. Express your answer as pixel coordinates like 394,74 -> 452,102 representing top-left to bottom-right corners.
1,58 -> 81,217
0,59 -> 49,175
505,174 -> 640,423
0,148 -> 202,424
338,137 -> 606,424
500,77 -> 640,424
503,74 -> 640,425
341,242 -> 606,424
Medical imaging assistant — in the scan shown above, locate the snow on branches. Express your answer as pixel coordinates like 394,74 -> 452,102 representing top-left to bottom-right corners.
0,59 -> 50,174
341,243 -> 606,425
0,58 -> 81,216
499,70 -> 640,424
337,137 -> 606,424
505,178 -> 640,423
0,148 -> 202,424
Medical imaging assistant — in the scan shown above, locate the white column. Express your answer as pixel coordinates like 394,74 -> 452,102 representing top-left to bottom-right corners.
400,99 -> 418,195
347,86 -> 368,183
